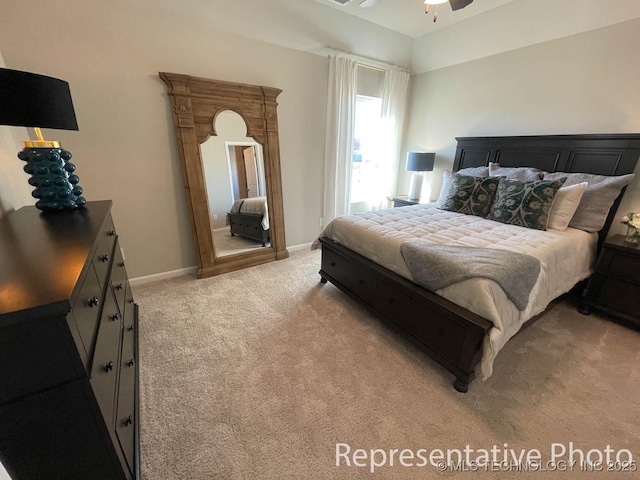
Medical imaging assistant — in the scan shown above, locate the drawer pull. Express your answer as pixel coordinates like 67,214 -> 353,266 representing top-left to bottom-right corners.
118,261 -> 125,268
124,416 -> 133,427
435,328 -> 444,337
104,361 -> 114,372
88,297 -> 100,308
114,283 -> 124,291
127,359 -> 135,367
99,254 -> 110,262
127,325 -> 134,332
110,313 -> 120,322
128,298 -> 134,304
107,230 -> 116,237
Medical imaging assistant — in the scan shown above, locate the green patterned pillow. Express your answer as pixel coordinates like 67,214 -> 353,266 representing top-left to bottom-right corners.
440,174 -> 501,217
489,177 -> 567,230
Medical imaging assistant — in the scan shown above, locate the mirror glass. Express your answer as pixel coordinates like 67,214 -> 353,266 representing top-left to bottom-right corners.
201,110 -> 270,258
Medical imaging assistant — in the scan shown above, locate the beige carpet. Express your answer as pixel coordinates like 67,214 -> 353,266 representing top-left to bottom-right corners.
134,249 -> 640,479
213,228 -> 270,257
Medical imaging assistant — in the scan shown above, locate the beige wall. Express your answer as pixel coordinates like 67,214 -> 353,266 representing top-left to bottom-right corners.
0,1 -> 335,277
0,52 -> 32,219
401,17 -> 640,237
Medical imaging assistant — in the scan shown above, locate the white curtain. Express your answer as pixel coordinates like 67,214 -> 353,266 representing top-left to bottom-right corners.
373,68 -> 410,210
323,56 -> 358,225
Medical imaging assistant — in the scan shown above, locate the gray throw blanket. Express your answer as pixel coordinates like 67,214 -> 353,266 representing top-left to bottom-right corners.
400,242 -> 541,311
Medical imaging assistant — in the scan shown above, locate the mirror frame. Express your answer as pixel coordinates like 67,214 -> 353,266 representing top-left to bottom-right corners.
160,72 -> 289,277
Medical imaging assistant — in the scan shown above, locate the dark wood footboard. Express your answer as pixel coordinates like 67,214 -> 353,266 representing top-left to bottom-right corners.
319,237 -> 492,392
227,212 -> 270,246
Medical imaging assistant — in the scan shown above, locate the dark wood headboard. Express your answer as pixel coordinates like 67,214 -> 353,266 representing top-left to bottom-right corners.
453,134 -> 640,248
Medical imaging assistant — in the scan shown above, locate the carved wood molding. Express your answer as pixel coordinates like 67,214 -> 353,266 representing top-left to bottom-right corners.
160,72 -> 288,278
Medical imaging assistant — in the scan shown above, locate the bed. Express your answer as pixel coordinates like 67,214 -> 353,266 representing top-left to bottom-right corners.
316,134 -> 640,392
227,196 -> 270,247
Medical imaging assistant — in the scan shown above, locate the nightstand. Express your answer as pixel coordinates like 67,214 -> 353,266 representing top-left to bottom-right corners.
387,196 -> 430,208
581,234 -> 640,326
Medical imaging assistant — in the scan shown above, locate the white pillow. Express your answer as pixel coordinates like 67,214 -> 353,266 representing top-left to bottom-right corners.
544,172 -> 635,232
436,170 -> 452,207
489,162 -> 544,181
547,182 -> 588,231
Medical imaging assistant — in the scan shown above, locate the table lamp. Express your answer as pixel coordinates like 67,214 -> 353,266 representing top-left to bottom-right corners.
0,68 -> 85,210
406,152 -> 435,201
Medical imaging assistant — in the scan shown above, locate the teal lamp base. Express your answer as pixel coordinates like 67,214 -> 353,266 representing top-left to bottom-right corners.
18,147 -> 86,210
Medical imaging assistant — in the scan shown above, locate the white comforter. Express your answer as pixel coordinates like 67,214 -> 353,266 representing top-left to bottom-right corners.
314,204 -> 597,379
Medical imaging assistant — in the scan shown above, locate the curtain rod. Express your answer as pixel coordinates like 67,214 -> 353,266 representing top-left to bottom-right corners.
325,48 -> 409,73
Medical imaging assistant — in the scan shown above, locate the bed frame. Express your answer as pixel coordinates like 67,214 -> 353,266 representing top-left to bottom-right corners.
227,212 -> 270,247
319,134 -> 640,392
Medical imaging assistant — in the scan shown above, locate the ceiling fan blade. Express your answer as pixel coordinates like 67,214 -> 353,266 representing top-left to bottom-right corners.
449,0 -> 473,11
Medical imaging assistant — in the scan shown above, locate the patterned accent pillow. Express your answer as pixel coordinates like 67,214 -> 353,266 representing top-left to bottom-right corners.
440,174 -> 501,217
489,177 -> 567,230
436,167 -> 489,207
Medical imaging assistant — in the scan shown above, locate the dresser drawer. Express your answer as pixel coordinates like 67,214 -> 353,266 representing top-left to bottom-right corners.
71,264 -> 103,356
374,280 -> 465,363
322,247 -> 375,303
93,215 -> 117,290
600,250 -> 640,282
90,290 -> 122,427
111,241 -> 128,311
595,276 -> 640,317
116,325 -> 136,476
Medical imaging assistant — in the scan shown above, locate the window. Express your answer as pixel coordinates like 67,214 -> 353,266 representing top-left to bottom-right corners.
350,95 -> 384,211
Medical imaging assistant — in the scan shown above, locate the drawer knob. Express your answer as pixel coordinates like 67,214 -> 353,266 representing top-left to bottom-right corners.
114,283 -> 123,291
127,358 -> 135,367
118,261 -> 125,268
128,298 -> 134,304
104,361 -> 114,372
88,297 -> 100,308
435,328 -> 444,337
107,230 -> 116,237
99,254 -> 110,262
110,313 -> 119,322
124,416 -> 133,427
127,325 -> 134,332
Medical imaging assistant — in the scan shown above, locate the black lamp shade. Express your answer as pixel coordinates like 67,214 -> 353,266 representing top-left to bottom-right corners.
406,152 -> 435,172
0,68 -> 78,130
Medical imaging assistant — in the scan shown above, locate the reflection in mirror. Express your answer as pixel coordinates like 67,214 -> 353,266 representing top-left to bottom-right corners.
201,110 -> 270,257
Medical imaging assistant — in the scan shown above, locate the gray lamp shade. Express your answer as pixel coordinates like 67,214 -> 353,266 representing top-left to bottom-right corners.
0,68 -> 78,130
406,152 -> 435,172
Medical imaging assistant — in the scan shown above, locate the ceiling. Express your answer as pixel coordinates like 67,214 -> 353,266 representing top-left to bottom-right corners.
311,0 -> 517,38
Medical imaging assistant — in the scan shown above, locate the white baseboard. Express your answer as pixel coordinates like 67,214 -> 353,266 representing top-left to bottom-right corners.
130,243 -> 314,286
287,242 -> 313,252
130,266 -> 197,286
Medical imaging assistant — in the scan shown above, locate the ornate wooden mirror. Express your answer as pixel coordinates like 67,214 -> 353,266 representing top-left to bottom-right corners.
160,72 -> 288,277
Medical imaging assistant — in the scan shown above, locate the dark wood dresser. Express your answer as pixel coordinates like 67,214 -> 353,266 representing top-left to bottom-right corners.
581,234 -> 640,327
0,201 -> 140,479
